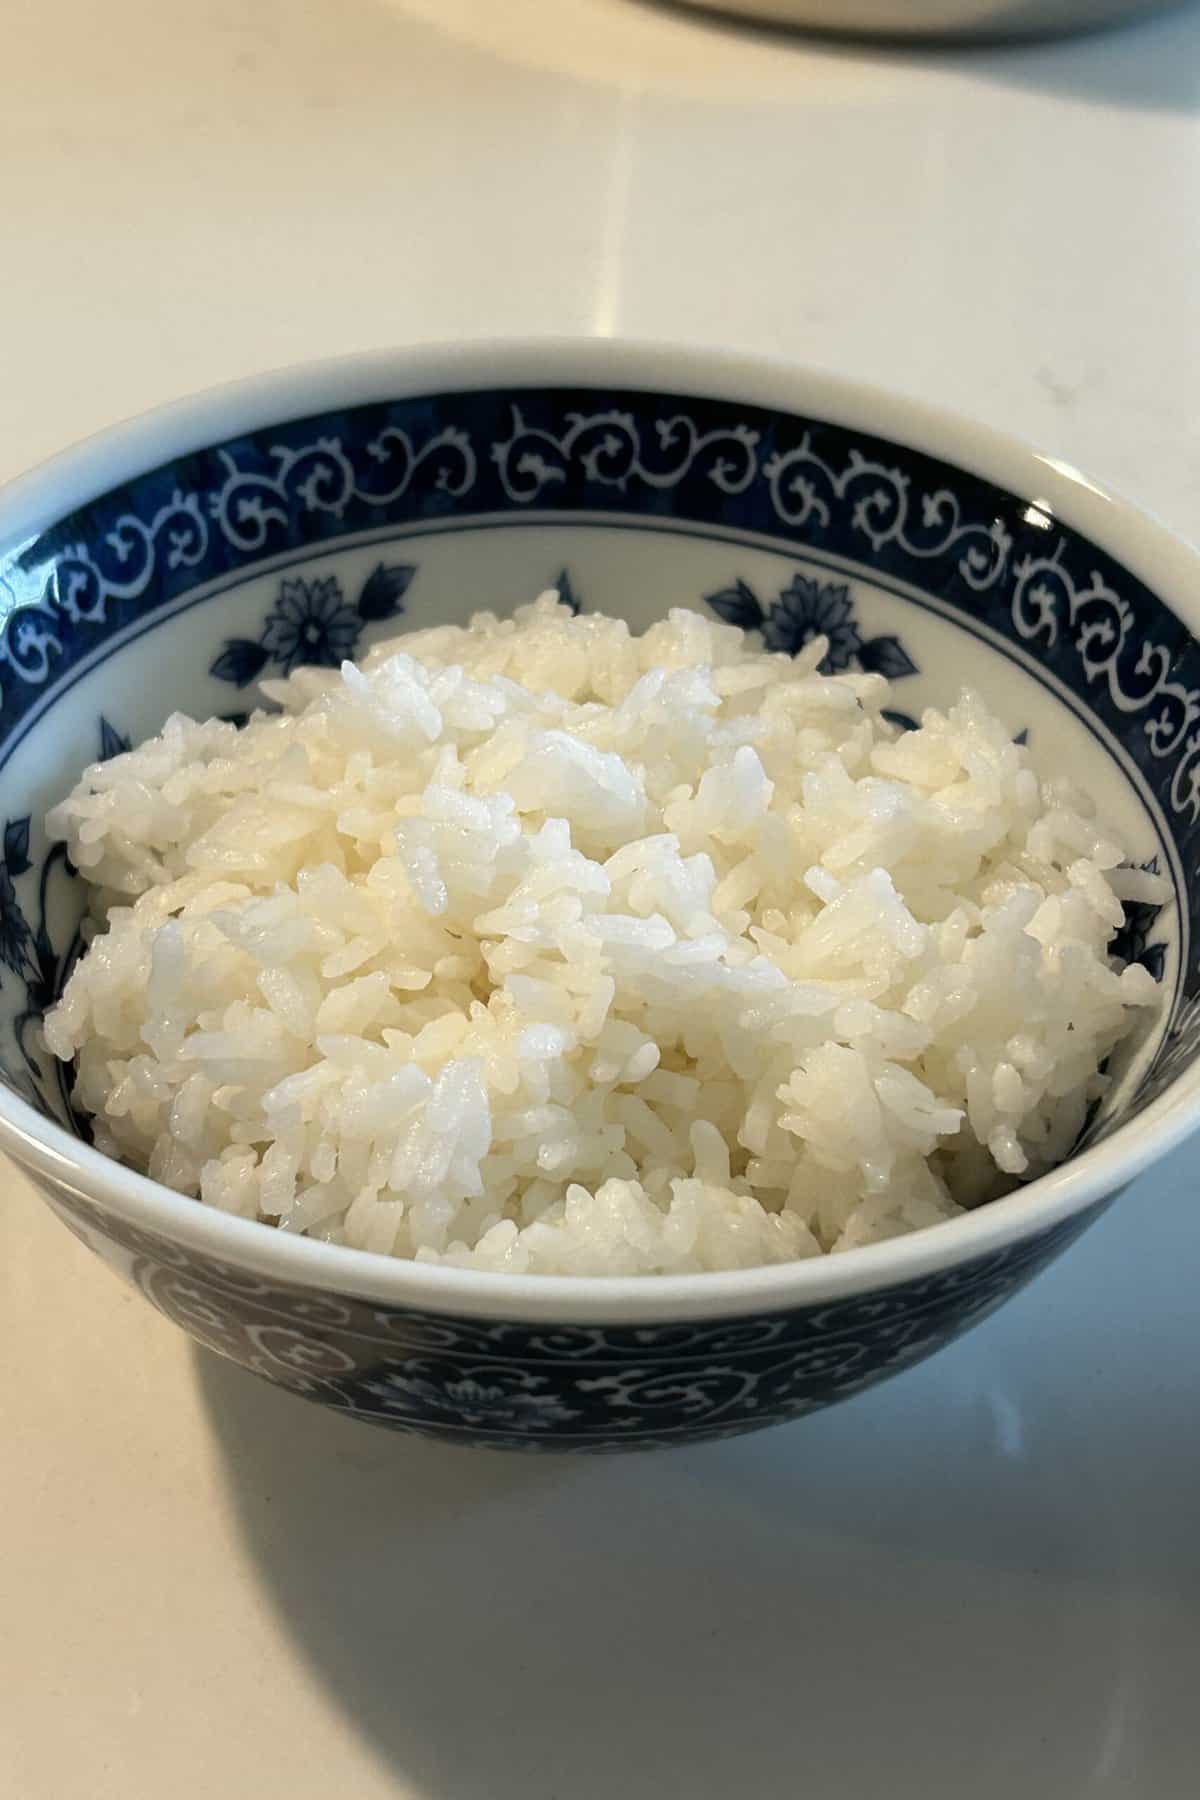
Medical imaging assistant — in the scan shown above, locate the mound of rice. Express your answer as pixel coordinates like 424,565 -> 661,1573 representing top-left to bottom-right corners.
43,593 -> 1162,1274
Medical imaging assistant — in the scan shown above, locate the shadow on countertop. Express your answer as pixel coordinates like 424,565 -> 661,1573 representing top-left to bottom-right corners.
192,1170 -> 1200,1800
635,0 -> 1200,112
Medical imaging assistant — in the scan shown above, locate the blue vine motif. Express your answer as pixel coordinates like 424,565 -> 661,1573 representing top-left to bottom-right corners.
490,405 -> 760,504
762,434 -> 1015,590
704,572 -> 919,682
1,383 -> 1198,1116
209,562 -> 416,688
53,431 -> 467,631
46,1181 -> 1096,1448
1,385 -> 1197,852
205,432 -> 473,557
0,415 -> 470,701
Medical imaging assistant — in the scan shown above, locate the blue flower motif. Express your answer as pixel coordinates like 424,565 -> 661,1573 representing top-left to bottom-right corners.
0,818 -> 35,987
1110,857 -> 1168,981
0,861 -> 34,983
260,577 -> 362,674
706,573 -> 918,686
362,1369 -> 579,1429
760,576 -> 863,670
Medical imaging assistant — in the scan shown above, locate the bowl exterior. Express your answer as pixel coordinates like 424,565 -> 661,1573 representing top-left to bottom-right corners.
2,342 -> 1198,1450
675,0 -> 1173,41
37,1171 -> 1104,1450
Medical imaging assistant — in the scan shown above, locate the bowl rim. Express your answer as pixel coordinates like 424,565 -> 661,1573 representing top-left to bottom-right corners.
3,335 -> 1199,1325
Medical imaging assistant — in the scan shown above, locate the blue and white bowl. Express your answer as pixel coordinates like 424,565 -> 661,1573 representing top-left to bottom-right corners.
2,341 -> 1198,1452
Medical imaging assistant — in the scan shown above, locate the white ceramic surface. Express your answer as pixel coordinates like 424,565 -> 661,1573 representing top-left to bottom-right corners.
8,338 -> 1198,1455
3,338 -> 1197,1338
4,0 -> 1200,1793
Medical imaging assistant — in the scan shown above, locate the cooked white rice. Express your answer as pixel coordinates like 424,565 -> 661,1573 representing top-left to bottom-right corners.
43,593 -> 1162,1274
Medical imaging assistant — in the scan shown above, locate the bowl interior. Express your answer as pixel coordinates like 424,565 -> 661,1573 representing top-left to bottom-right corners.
0,374 -> 1193,1173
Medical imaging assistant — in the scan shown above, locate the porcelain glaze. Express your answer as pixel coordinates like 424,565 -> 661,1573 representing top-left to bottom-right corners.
2,342 -> 1197,1448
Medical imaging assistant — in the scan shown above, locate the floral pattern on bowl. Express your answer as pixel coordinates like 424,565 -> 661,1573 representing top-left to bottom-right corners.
0,359 -> 1191,1450
47,1182 -> 1099,1451
210,563 -> 416,687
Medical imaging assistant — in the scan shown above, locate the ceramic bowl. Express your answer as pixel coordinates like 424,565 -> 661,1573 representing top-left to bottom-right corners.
673,0 -> 1174,40
2,341 -> 1198,1452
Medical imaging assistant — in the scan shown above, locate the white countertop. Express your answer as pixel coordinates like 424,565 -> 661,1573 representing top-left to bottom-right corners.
3,3 -> 1200,1795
